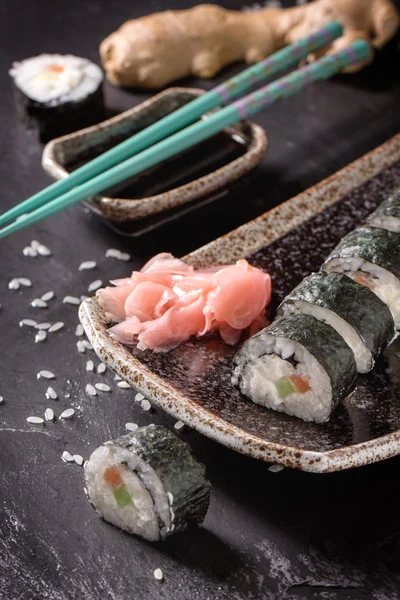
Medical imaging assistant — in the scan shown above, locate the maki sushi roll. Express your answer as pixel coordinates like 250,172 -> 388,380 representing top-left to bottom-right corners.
233,313 -> 357,423
278,272 -> 395,373
365,188 -> 400,233
84,425 -> 210,541
322,226 -> 400,329
9,54 -> 104,142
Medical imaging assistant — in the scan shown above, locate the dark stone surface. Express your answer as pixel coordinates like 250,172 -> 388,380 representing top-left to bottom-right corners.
1,0 -> 400,599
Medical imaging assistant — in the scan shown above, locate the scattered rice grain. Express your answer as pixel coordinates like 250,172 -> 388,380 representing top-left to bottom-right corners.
81,340 -> 92,350
41,291 -> 55,302
268,464 -> 284,473
77,341 -> 86,353
141,399 -> 151,411
8,279 -> 20,290
86,360 -> 94,372
48,322 -> 64,333
30,240 -> 40,250
44,408 -> 55,422
23,246 -> 37,257
114,374 -> 122,381
60,408 -> 75,420
27,416 -> 44,425
135,393 -> 145,402
125,422 -> 138,432
117,381 -> 130,389
31,298 -> 47,308
167,492 -> 174,505
79,261 -> 97,271
174,421 -> 185,431
45,387 -> 58,400
0,397 -> 4,405
19,319 -> 37,327
95,383 -> 111,392
75,324 -> 84,337
37,244 -> 51,256
97,363 -> 106,374
86,384 -> 97,396
63,296 -> 80,306
105,248 -> 131,261
35,322 -> 51,330
61,451 -> 74,463
35,330 -> 47,343
153,569 -> 163,581
88,279 -> 103,293
18,277 -> 32,287
37,370 -> 55,379
73,454 -> 84,466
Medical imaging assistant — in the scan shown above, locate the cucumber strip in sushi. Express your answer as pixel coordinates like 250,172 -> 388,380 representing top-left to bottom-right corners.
278,272 -> 395,373
233,313 -> 357,423
322,226 -> 400,329
366,189 -> 400,233
84,425 -> 210,541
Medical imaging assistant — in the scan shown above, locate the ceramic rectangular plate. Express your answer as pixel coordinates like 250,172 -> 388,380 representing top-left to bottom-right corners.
80,133 -> 400,473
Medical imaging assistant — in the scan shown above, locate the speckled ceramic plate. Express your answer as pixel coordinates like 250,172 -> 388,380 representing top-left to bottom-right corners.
80,133 -> 400,473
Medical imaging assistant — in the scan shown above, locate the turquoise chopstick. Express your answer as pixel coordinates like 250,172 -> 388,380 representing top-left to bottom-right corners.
0,22 -> 343,229
0,40 -> 371,240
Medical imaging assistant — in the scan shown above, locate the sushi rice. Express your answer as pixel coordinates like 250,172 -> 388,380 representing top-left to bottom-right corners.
10,54 -> 103,106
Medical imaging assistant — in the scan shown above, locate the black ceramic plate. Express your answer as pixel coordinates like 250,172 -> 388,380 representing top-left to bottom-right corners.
80,134 -> 400,472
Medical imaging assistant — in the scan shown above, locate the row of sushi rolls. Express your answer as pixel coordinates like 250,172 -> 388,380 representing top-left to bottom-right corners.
9,54 -> 400,542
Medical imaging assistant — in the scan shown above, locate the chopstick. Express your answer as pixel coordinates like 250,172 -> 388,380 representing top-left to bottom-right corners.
0,39 -> 371,240
0,22 -> 343,229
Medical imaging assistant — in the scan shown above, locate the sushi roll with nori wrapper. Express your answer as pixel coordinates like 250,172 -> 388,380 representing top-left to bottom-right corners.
322,226 -> 400,329
278,272 -> 396,373
84,425 -> 210,541
365,189 -> 400,233
233,313 -> 357,423
9,54 -> 104,142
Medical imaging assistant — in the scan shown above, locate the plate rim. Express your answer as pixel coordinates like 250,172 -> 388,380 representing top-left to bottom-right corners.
80,133 -> 400,473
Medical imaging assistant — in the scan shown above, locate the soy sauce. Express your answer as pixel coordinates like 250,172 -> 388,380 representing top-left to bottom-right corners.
65,130 -> 248,199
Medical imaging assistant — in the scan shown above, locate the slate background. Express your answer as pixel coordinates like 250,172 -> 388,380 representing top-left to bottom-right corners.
1,0 -> 400,598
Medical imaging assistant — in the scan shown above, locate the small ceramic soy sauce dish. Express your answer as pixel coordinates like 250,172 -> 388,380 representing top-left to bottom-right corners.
42,87 -> 267,230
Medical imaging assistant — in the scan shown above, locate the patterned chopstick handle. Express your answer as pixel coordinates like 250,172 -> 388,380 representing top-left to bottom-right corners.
214,22 -> 343,103
233,40 -> 372,120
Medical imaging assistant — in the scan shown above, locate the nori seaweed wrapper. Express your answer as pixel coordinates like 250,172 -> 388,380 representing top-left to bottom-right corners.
323,226 -> 400,281
366,188 -> 400,223
113,425 -> 210,536
279,272 -> 395,361
14,83 -> 105,143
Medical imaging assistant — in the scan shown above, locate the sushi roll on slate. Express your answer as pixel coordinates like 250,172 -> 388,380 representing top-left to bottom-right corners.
84,425 -> 210,541
278,272 -> 395,373
365,188 -> 400,233
322,226 -> 400,329
233,313 -> 357,423
9,54 -> 104,142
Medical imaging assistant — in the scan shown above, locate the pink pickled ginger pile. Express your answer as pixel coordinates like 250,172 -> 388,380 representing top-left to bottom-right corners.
97,253 -> 271,352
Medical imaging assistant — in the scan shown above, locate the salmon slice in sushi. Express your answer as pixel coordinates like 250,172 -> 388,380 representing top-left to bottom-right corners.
365,188 -> 400,233
85,425 -> 210,541
322,226 -> 400,329
233,313 -> 357,423
278,272 -> 395,373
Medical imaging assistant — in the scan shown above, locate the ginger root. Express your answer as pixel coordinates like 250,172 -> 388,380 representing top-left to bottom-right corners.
100,1 -> 399,89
